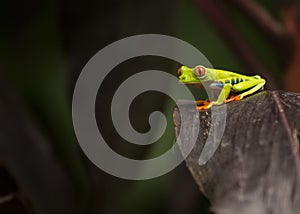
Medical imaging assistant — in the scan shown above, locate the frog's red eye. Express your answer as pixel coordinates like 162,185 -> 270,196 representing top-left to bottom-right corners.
177,67 -> 182,76
194,66 -> 206,77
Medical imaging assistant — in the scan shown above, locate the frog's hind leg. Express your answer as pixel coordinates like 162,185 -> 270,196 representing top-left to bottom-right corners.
232,78 -> 266,100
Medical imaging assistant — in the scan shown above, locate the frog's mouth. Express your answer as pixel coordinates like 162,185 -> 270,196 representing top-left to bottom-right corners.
178,75 -> 201,84
180,82 -> 204,88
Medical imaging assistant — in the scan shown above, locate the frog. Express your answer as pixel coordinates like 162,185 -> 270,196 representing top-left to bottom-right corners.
177,65 -> 266,110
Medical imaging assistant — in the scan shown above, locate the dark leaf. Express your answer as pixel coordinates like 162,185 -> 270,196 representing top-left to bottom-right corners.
0,74 -> 78,214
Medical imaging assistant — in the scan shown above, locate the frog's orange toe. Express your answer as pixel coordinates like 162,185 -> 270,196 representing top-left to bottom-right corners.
196,99 -> 210,111
235,96 -> 241,101
224,95 -> 241,103
196,99 -> 210,106
196,105 -> 209,111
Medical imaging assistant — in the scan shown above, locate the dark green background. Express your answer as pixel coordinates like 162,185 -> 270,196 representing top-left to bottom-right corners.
0,0 -> 292,213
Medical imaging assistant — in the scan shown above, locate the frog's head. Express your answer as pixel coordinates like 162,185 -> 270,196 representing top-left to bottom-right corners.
178,65 -> 213,84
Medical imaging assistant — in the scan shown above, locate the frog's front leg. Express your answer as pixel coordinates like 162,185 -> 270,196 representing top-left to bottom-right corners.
197,84 -> 232,110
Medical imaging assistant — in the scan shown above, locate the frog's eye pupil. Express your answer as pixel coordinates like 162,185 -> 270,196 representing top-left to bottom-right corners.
177,67 -> 182,76
194,66 -> 206,77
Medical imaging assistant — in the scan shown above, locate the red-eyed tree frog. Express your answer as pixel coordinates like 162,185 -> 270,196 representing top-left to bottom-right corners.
178,65 -> 266,110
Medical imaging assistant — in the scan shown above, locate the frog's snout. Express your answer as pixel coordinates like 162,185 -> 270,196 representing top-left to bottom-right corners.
178,66 -> 187,81
179,74 -> 186,81
178,66 -> 184,81
178,65 -> 201,84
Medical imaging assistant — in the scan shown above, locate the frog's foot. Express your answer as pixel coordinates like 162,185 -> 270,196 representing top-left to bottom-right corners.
224,95 -> 241,103
196,99 -> 211,111
196,99 -> 210,106
196,105 -> 209,111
